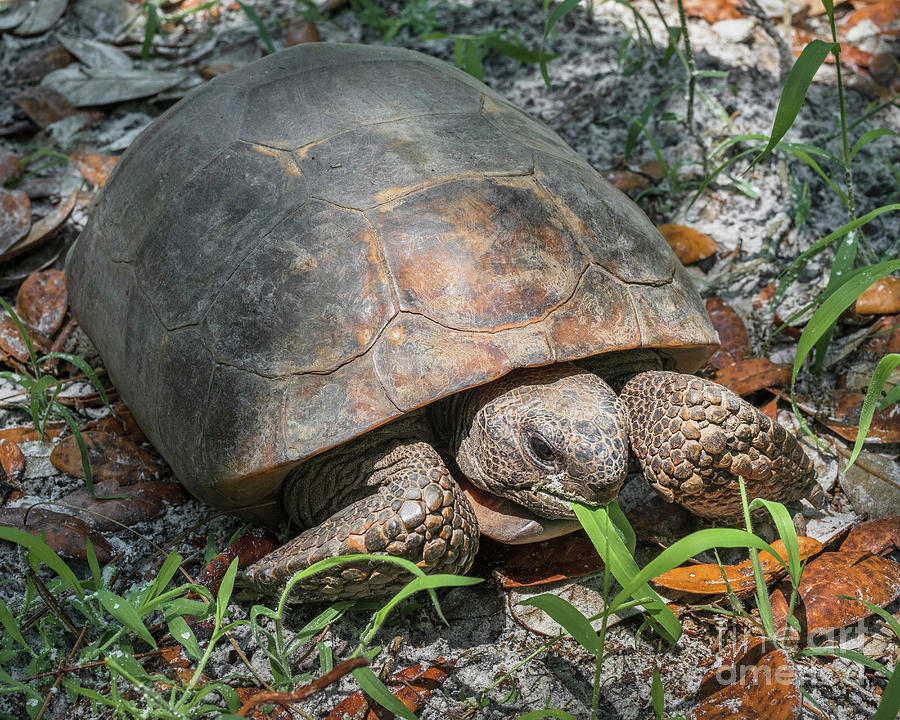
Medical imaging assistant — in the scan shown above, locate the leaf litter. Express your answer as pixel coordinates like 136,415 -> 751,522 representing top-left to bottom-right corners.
0,0 -> 898,718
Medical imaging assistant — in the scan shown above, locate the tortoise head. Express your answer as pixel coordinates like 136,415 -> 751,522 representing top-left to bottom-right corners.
452,364 -> 630,527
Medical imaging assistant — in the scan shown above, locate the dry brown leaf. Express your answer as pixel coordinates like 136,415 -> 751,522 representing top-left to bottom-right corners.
842,1 -> 900,32
0,189 -> 31,253
600,169 -> 651,194
839,517 -> 900,556
195,528 -> 279,592
50,430 -> 166,485
855,276 -> 900,315
83,404 -> 148,444
16,269 -> 67,337
861,314 -> 900,355
12,86 -> 78,128
689,638 -> 801,720
59,480 -> 188,532
233,687 -> 292,720
484,532 -> 605,589
13,44 -> 74,84
0,313 -> 35,362
70,153 -> 118,188
0,146 -> 21,184
770,552 -> 900,637
326,659 -> 455,720
653,537 -> 822,596
704,297 -> 750,370
682,0 -> 745,23
657,223 -> 717,264
760,396 -> 779,422
825,392 -> 900,444
285,19 -> 321,45
0,187 -> 77,263
714,358 -> 791,395
0,506 -> 113,562
0,438 -> 25,486
0,423 -> 65,443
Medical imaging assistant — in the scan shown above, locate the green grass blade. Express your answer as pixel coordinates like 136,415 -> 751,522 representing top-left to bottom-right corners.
216,557 -> 239,619
773,204 -> 900,307
873,663 -> 900,720
483,35 -> 557,64
849,128 -> 899,162
517,593 -> 602,655
352,665 -> 417,720
573,502 -> 681,643
141,2 -> 160,60
608,500 -> 636,554
749,39 -> 840,170
847,353 -> 900,468
516,711 -> 580,720
791,261 -> 900,441
97,588 -> 157,648
0,597 -> 28,651
800,646 -> 889,675
40,352 -> 111,406
463,39 -> 484,81
238,1 -> 275,53
0,526 -> 84,597
0,297 -> 38,377
540,0 -> 581,88
651,666 -> 664,719
166,614 -> 201,660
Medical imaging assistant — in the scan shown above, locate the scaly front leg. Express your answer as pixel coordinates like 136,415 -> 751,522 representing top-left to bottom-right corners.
619,371 -> 816,523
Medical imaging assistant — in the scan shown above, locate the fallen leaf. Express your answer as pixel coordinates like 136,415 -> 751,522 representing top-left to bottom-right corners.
41,66 -> 189,106
714,358 -> 791,395
760,396 -> 779,422
0,439 -> 25,486
861,314 -> 900,356
285,19 -> 321,45
233,687 -> 291,720
13,44 -> 74,84
195,528 -> 279,592
825,392 -> 900,444
70,153 -> 118,187
770,552 -> 900,638
869,51 -> 900,88
0,187 -> 77,262
0,146 -> 22,184
83,404 -> 148,444
652,537 -> 822,596
326,659 -> 455,720
0,506 -> 113,562
0,189 -> 31,253
0,423 -> 65,443
484,532 -> 605,588
689,638 -> 801,720
0,312 -> 35,362
842,1 -> 900,32
57,480 -> 188,532
16,269 -> 67,337
855,276 -> 900,315
839,517 -> 900,556
704,297 -> 750,370
13,0 -> 67,35
57,34 -> 133,70
657,223 -> 717,264
12,85 -> 78,127
682,0 -> 744,24
599,169 -> 651,194
640,159 -> 664,179
160,644 -> 209,688
50,431 -> 166,485
198,63 -> 237,80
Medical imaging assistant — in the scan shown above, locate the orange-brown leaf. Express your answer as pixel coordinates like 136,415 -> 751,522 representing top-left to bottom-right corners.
839,517 -> 900,556
16,269 -> 67,338
682,0 -> 744,23
599,169 -> 651,194
825,392 -> 900,444
12,86 -> 77,128
195,528 -> 279,592
657,223 -> 717,264
0,313 -> 33,363
0,189 -> 30,254
690,638 -> 801,720
59,480 -> 188,532
13,45 -> 74,84
285,19 -> 321,46
326,659 -> 455,720
486,532 -> 605,589
770,552 -> 900,637
653,537 -> 822,596
704,297 -> 750,370
855,276 -> 900,315
0,506 -> 113,562
1,188 -> 77,263
50,431 -> 166,486
0,439 -> 25,486
842,1 -> 900,32
862,313 -> 900,355
83,404 -> 148,444
70,153 -> 119,188
0,146 -> 21,185
714,358 -> 791,395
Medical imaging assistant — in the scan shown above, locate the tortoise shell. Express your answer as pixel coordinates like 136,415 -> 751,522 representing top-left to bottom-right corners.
66,43 -> 718,524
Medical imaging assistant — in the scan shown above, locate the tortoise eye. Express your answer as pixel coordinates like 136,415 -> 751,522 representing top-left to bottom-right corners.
528,433 -> 556,465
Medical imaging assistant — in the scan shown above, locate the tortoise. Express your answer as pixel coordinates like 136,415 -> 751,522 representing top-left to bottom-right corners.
66,43 -> 816,599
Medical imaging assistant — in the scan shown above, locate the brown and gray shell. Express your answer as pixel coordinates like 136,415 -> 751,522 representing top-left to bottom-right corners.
66,43 -> 718,523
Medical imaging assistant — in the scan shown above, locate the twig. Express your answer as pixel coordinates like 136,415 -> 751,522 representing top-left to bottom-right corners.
237,656 -> 369,716
35,625 -> 87,720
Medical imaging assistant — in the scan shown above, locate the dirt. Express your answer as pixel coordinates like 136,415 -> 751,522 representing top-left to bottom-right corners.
0,0 -> 898,718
